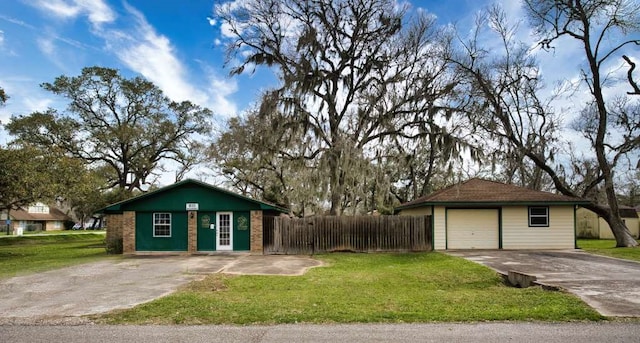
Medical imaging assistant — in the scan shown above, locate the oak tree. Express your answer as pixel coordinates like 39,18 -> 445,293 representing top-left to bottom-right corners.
451,3 -> 639,247
6,67 -> 212,196
215,0 -> 463,215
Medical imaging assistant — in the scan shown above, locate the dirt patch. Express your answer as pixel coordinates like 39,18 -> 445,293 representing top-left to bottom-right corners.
182,274 -> 235,293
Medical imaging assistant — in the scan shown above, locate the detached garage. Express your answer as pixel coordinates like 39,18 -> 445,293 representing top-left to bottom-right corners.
100,179 -> 288,254
395,178 -> 587,250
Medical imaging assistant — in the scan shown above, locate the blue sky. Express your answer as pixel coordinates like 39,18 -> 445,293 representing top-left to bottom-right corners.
0,0 -> 493,144
1,0 -> 637,186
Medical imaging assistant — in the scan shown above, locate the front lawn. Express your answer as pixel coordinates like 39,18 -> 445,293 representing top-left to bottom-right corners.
578,239 -> 640,262
99,253 -> 601,324
0,233 -> 112,279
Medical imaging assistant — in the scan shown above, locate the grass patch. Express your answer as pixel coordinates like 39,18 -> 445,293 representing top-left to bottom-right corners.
0,230 -> 105,236
0,233 -> 113,279
578,239 -> 640,262
98,253 -> 602,324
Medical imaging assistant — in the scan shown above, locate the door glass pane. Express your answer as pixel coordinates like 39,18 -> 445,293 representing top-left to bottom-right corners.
219,214 -> 230,246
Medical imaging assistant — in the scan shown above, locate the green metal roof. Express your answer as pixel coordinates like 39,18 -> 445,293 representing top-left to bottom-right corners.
97,179 -> 289,214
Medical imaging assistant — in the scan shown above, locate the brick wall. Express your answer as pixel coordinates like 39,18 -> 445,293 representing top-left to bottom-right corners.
122,211 -> 136,254
250,210 -> 263,254
188,211 -> 197,253
105,214 -> 123,243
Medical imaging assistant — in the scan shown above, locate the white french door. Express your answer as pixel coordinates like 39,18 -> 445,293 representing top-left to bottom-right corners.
216,212 -> 233,251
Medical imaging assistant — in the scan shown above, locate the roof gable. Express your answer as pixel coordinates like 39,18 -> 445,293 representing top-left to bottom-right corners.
10,206 -> 71,221
396,178 -> 586,210
99,179 -> 288,213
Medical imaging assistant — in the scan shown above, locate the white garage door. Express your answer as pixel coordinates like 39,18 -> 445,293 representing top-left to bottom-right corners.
447,209 -> 499,249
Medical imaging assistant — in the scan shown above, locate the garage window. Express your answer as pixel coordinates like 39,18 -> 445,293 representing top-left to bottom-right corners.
153,213 -> 171,237
528,207 -> 549,227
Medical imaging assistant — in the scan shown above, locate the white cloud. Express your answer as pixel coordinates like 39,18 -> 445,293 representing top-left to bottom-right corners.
207,16 -> 217,26
220,22 -> 237,38
76,0 -> 116,25
0,30 -> 4,47
32,0 -> 115,27
35,36 -> 73,73
96,3 -> 238,117
0,77 -> 59,144
497,0 -> 524,19
37,37 -> 55,56
103,4 -> 207,103
21,96 -> 55,113
38,0 -> 81,19
0,15 -> 37,29
203,65 -> 238,117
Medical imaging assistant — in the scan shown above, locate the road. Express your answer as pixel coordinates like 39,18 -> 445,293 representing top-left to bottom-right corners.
1,322 -> 639,343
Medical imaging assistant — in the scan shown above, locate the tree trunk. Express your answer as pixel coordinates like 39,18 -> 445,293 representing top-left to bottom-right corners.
604,212 -> 638,247
5,208 -> 10,235
581,202 -> 638,247
328,146 -> 342,216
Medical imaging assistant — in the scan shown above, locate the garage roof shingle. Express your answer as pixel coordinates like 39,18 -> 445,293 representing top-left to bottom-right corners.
396,178 -> 586,210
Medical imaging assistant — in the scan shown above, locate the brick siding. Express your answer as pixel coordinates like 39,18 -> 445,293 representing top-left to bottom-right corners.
250,210 -> 263,254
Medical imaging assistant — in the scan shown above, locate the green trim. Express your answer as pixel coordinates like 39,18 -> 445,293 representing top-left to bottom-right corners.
444,207 -> 448,250
98,179 -> 289,214
498,207 -> 503,249
574,205 -> 578,249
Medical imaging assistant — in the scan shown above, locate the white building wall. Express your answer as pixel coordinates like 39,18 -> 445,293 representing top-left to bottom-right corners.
501,206 -> 575,249
433,206 -> 446,250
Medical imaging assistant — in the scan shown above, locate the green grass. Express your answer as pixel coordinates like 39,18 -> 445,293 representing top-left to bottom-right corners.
0,230 -> 105,236
0,233 -> 113,279
99,253 -> 602,324
578,239 -> 640,262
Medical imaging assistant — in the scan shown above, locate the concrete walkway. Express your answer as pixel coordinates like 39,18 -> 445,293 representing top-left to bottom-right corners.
447,250 -> 640,317
0,254 -> 322,321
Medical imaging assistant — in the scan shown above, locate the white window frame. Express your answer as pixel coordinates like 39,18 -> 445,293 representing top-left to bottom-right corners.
528,206 -> 549,227
153,213 -> 172,237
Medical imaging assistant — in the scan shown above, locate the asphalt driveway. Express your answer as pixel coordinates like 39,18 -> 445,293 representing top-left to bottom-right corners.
0,254 -> 322,322
447,250 -> 640,317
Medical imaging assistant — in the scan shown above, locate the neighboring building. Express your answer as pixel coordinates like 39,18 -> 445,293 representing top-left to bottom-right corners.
98,179 -> 288,254
1,202 -> 72,233
576,206 -> 639,239
395,178 -> 588,250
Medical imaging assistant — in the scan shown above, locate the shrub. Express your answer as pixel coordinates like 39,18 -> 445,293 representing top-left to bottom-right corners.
64,220 -> 76,230
105,237 -> 123,254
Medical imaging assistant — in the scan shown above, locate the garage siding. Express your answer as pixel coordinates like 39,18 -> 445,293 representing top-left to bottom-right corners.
446,209 -> 499,249
433,206 -> 446,250
501,206 -> 574,249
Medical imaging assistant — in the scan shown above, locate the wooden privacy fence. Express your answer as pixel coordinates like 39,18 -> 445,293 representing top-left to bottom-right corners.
263,215 -> 432,255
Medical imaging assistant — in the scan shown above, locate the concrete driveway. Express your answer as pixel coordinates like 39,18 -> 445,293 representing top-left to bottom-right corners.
447,250 -> 640,317
0,254 -> 322,322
